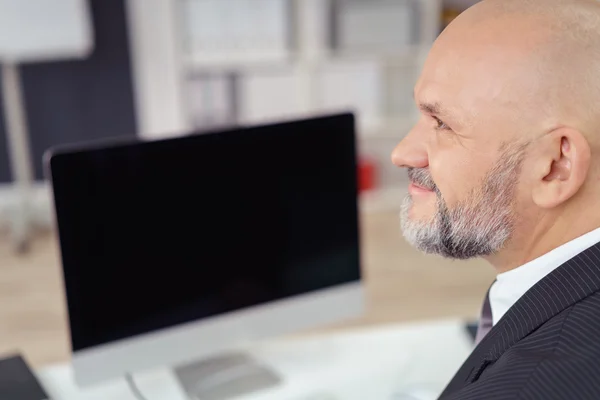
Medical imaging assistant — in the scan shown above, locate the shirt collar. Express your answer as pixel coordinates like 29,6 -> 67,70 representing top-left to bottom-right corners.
489,226 -> 600,325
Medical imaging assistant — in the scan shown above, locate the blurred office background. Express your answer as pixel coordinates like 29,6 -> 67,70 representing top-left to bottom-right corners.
0,0 -> 494,368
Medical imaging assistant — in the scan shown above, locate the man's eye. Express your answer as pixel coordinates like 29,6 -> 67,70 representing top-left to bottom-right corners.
433,117 -> 449,130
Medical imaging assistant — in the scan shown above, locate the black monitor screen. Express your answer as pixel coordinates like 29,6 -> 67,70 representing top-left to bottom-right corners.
49,113 -> 361,352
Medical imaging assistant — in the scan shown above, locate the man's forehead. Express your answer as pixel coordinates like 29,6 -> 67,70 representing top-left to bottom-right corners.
417,12 -> 557,114
415,41 -> 541,126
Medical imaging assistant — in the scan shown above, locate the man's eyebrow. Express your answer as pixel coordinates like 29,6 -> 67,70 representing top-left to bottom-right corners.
412,91 -> 446,116
418,102 -> 445,116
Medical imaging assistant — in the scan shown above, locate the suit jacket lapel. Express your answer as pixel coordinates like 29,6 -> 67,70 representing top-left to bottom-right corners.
440,240 -> 600,398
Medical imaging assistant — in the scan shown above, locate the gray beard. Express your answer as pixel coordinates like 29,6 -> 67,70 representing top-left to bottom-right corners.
400,144 -> 527,259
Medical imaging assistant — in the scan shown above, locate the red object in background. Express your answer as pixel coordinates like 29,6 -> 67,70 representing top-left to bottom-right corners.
358,157 -> 377,192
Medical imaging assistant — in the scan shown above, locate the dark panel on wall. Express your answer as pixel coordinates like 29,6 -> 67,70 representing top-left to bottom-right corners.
0,0 -> 137,182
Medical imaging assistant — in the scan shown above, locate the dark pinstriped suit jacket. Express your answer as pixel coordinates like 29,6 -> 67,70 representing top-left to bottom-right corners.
439,241 -> 600,400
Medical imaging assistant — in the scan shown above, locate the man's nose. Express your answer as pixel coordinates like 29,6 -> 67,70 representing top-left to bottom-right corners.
391,127 -> 428,169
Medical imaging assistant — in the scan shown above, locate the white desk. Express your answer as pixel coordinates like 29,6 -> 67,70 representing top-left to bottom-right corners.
36,319 -> 473,400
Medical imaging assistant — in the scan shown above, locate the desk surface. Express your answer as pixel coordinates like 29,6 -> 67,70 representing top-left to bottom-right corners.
36,319 -> 473,400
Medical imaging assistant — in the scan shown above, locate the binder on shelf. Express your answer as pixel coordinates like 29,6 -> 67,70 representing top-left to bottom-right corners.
316,59 -> 384,132
238,68 -> 306,124
186,73 -> 238,129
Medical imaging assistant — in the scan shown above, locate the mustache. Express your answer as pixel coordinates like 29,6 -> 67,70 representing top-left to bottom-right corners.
407,168 -> 437,191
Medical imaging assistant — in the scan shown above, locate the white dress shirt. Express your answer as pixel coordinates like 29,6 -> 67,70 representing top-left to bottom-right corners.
489,226 -> 600,325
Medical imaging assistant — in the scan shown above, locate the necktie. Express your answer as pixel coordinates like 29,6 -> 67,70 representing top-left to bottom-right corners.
474,286 -> 493,345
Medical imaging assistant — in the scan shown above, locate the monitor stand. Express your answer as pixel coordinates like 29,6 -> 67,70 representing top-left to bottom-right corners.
173,351 -> 282,400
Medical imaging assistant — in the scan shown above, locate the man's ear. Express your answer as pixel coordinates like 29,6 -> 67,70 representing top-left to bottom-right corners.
531,128 -> 591,209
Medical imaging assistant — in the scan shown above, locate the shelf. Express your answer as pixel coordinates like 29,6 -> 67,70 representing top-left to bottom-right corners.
328,45 -> 430,67
184,44 -> 430,74
184,52 -> 294,74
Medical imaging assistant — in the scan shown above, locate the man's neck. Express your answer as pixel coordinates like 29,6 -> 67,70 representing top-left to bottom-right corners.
485,207 -> 600,273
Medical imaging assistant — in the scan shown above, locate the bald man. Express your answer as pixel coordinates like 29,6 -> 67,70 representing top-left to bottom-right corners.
392,0 -> 600,398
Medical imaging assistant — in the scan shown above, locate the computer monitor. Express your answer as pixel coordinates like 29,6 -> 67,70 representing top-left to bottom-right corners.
46,113 -> 364,389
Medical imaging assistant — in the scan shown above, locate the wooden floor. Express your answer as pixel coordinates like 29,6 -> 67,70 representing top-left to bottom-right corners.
0,211 -> 495,368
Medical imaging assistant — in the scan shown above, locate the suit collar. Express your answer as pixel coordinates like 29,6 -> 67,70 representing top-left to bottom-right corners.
440,240 -> 600,397
489,226 -> 600,325
472,241 -> 600,380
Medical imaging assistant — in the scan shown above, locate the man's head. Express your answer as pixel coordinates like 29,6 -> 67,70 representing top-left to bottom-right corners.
392,0 -> 600,268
